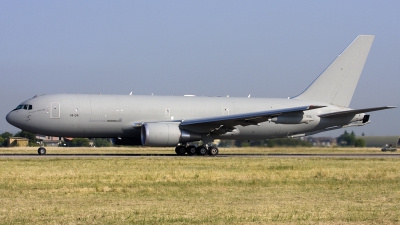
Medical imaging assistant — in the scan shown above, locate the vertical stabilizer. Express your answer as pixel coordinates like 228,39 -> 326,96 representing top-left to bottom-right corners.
294,35 -> 374,107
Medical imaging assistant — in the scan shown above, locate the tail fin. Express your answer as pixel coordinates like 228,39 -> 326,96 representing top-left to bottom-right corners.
293,35 -> 375,107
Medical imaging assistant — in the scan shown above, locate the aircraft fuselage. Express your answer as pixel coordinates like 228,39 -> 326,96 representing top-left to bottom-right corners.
6,94 -> 360,140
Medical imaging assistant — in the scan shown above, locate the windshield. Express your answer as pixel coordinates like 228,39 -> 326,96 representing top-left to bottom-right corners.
13,104 -> 33,111
14,105 -> 23,110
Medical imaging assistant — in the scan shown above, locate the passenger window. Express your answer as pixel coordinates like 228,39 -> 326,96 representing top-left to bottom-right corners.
28,105 -> 32,110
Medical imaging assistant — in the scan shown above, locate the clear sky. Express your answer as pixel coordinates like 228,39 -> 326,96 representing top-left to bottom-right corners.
1,1 -> 399,137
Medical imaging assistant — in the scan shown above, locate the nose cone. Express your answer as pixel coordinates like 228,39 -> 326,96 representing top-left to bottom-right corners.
6,111 -> 23,129
6,111 -> 16,126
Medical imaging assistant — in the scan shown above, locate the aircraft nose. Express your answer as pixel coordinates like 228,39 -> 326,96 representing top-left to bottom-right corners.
6,111 -> 17,126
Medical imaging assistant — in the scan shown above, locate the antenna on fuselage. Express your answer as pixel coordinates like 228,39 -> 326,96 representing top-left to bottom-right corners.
129,92 -> 132,95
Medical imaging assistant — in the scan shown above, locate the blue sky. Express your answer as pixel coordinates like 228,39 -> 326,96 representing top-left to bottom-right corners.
1,1 -> 399,137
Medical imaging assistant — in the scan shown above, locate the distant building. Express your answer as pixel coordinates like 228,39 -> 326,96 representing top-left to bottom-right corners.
36,135 -> 61,146
305,137 -> 337,147
360,136 -> 400,147
62,137 -> 94,147
8,137 -> 29,147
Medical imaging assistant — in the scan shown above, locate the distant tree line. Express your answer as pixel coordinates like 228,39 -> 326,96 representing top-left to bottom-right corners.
0,131 -> 39,147
218,138 -> 313,148
59,138 -> 91,147
219,130 -> 366,148
59,138 -> 111,147
336,130 -> 366,147
0,132 -> 13,147
93,138 -> 112,147
0,131 -> 112,147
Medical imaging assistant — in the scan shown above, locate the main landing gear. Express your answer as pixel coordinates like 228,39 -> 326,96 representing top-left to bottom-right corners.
175,145 -> 219,156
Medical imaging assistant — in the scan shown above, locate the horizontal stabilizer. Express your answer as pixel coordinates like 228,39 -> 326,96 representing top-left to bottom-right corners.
318,106 -> 396,118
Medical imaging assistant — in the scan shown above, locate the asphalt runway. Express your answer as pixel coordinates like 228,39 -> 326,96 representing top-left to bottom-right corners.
1,153 -> 400,158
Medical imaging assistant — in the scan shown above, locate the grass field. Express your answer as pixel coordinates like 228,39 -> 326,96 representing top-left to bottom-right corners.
1,147 -> 400,224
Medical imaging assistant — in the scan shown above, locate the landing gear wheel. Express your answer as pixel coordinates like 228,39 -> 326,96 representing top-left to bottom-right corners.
38,147 -> 46,155
196,146 -> 208,156
208,147 -> 219,156
186,145 -> 197,156
175,146 -> 186,155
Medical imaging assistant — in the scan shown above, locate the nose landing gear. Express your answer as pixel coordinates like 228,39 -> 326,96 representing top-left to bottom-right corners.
38,147 -> 46,155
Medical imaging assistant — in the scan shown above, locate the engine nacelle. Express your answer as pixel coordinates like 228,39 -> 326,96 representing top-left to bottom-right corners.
141,122 -> 201,147
271,115 -> 313,124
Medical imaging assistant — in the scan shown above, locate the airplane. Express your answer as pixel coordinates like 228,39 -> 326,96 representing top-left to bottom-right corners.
6,35 -> 396,155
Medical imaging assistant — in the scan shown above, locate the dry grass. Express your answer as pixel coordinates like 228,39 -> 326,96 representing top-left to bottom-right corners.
1,151 -> 400,224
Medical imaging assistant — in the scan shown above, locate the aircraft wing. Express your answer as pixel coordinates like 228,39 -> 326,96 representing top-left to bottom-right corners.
318,106 -> 396,118
179,105 -> 324,133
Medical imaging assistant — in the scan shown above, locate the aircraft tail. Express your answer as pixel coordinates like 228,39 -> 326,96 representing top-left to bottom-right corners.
293,35 -> 375,107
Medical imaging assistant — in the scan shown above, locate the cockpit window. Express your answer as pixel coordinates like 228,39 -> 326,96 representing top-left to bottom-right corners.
14,105 -> 23,110
13,104 -> 32,111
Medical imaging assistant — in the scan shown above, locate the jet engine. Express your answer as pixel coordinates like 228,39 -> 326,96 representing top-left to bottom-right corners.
141,122 -> 201,147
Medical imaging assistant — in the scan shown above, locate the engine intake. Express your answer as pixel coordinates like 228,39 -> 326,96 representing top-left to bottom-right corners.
141,122 -> 201,147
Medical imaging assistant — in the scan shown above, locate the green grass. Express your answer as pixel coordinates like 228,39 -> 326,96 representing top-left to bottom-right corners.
1,152 -> 400,224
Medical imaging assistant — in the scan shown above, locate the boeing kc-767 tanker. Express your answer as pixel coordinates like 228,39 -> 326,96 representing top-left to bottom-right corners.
6,35 -> 395,155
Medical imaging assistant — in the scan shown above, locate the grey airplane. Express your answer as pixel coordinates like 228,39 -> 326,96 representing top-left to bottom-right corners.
6,35 -> 396,155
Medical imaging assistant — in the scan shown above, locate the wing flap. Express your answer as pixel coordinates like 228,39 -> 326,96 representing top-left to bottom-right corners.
318,106 -> 396,118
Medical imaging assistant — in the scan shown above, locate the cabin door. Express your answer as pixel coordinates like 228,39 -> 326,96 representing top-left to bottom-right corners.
50,102 -> 60,118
